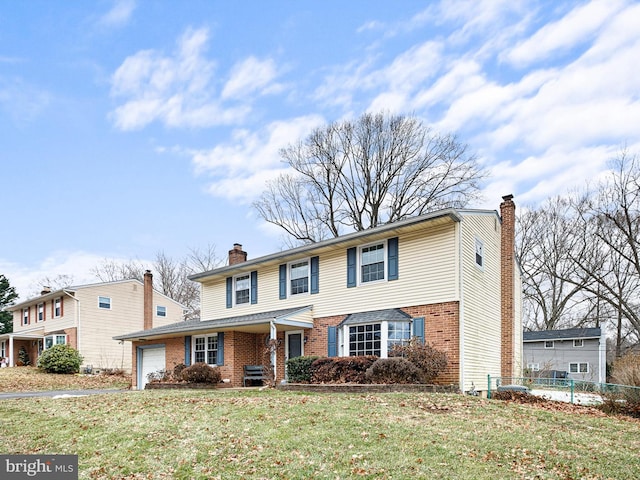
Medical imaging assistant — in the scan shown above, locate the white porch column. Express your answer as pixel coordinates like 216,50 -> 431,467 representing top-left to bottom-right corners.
270,321 -> 277,381
9,335 -> 14,367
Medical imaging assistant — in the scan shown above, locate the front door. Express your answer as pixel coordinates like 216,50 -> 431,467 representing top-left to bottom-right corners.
285,331 -> 304,379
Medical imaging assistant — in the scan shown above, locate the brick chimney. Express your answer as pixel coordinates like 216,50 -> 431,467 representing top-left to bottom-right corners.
228,243 -> 247,265
500,194 -> 516,378
144,270 -> 153,330
41,286 -> 52,295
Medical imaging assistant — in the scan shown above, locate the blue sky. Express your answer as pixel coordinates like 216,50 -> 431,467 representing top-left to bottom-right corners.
2,0 -> 640,299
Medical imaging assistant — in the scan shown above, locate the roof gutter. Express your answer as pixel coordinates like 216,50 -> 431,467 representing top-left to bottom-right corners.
189,209 -> 462,282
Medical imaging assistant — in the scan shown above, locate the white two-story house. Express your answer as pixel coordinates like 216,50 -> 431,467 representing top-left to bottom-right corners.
116,195 -> 523,391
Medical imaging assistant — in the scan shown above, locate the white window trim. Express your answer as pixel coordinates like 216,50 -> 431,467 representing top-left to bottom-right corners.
98,296 -> 112,309
358,240 -> 387,286
544,341 -> 554,349
192,334 -> 219,366
342,320 -> 411,358
527,363 -> 540,372
53,297 -> 62,318
475,237 -> 484,270
288,258 -> 311,297
233,273 -> 251,307
37,303 -> 44,322
569,362 -> 589,374
573,339 -> 583,347
44,334 -> 67,350
156,306 -> 167,317
22,308 -> 29,326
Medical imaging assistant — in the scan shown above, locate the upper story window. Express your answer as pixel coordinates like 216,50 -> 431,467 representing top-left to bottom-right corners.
573,339 -> 583,347
544,340 -> 554,349
53,297 -> 62,317
156,306 -> 166,317
290,260 -> 309,295
37,303 -> 45,322
98,296 -> 111,309
475,238 -> 484,269
22,308 -> 29,326
360,243 -> 385,283
234,274 -> 250,305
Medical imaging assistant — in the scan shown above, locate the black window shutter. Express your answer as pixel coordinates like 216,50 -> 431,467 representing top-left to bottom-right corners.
279,264 -> 287,299
388,237 -> 399,281
250,271 -> 258,304
327,326 -> 337,357
216,332 -> 225,365
310,256 -> 319,294
184,336 -> 192,366
347,247 -> 357,288
225,277 -> 232,308
413,317 -> 425,344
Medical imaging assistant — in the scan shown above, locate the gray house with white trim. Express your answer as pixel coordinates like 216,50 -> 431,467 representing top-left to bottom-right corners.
523,328 -> 606,383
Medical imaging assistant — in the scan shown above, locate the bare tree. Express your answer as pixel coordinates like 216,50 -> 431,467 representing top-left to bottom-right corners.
518,196 -> 595,330
91,244 -> 223,320
28,274 -> 75,297
254,112 -> 487,244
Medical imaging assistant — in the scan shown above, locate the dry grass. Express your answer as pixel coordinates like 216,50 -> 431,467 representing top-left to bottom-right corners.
0,366 -> 131,392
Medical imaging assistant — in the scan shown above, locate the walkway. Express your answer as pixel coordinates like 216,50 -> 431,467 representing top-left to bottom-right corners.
0,389 -> 131,400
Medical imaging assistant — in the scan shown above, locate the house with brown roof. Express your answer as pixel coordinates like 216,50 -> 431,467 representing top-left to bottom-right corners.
116,195 -> 523,392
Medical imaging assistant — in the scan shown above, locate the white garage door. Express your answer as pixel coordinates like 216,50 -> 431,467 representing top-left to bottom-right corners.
140,347 -> 166,390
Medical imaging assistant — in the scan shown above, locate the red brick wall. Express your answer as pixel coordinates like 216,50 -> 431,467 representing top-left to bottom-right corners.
500,195 -> 516,378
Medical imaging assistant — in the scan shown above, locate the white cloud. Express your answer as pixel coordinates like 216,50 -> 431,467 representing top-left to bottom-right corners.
221,56 -> 280,100
0,78 -> 50,125
98,0 -> 136,28
110,27 -> 281,130
190,115 -> 325,201
504,0 -> 625,67
0,251 -> 138,300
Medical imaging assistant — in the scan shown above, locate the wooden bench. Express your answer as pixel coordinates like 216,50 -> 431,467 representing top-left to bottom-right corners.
243,365 -> 266,387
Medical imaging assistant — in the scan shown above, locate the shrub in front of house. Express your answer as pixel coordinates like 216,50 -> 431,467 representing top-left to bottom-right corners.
599,353 -> 640,417
37,344 -> 83,374
173,363 -> 187,380
286,355 -> 321,383
365,357 -> 423,384
310,356 -> 377,384
389,337 -> 448,383
181,362 -> 221,384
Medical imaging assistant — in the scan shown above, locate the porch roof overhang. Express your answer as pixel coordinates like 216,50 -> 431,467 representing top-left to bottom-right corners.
114,306 -> 314,342
0,333 -> 44,342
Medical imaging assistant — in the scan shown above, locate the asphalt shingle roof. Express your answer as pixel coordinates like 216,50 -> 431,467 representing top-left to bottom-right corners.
523,327 -> 601,342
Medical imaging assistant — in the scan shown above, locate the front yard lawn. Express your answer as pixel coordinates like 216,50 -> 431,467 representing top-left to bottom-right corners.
1,389 -> 639,479
0,366 -> 130,392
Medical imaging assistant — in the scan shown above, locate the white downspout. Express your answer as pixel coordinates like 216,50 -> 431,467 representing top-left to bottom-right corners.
458,220 -> 466,393
599,331 -> 606,384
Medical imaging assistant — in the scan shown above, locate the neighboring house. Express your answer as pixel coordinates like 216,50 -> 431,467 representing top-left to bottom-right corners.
523,328 -> 606,383
2,271 -> 185,372
116,195 -> 523,391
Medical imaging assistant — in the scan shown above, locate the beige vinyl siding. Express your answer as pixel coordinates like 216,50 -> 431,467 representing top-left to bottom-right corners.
459,212 -> 502,391
75,281 -> 184,371
200,222 -> 460,321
